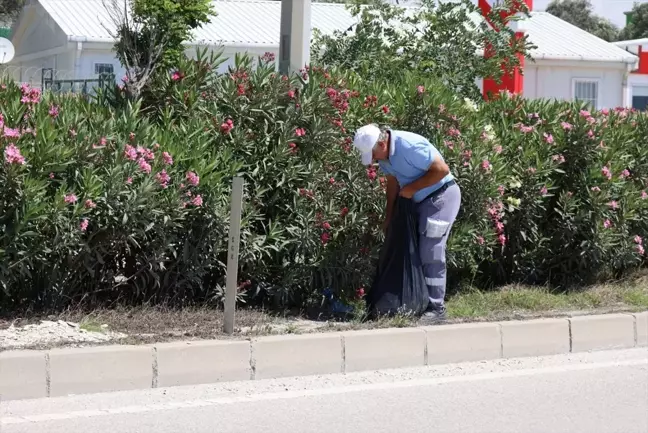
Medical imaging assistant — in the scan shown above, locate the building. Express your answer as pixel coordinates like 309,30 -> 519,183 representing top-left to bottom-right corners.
7,0 -> 639,109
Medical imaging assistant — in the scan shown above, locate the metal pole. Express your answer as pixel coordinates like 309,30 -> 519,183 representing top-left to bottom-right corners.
279,0 -> 293,74
223,176 -> 244,335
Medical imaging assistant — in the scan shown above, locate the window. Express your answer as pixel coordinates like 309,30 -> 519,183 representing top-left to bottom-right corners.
572,79 -> 600,109
94,63 -> 114,75
632,86 -> 648,111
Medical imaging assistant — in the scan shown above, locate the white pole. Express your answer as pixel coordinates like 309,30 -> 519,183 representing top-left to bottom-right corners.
223,176 -> 244,335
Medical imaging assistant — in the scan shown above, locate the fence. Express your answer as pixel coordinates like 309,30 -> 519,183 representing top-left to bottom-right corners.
41,68 -> 116,95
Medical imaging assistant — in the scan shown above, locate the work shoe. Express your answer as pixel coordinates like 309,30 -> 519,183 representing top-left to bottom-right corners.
423,306 -> 447,322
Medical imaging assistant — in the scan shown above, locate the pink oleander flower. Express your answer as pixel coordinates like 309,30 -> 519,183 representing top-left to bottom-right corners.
79,218 -> 89,232
608,200 -> 619,210
49,172 -> 55,179
601,166 -> 612,180
561,122 -> 573,130
587,129 -> 595,139
191,194 -> 203,207
4,144 -> 26,165
634,235 -> 642,245
162,151 -> 173,165
322,222 -> 332,230
591,186 -> 601,192
84,199 -> 97,209
137,157 -> 151,174
124,144 -> 138,161
126,177 -> 133,185
171,71 -> 183,81
476,236 -> 485,245
498,185 -> 505,196
295,128 -> 306,137
49,105 -> 59,118
552,154 -> 566,164
417,85 -> 425,95
579,110 -> 591,118
138,146 -> 155,161
156,170 -> 171,188
481,160 -> 492,172
637,244 -> 645,255
493,145 -> 503,154
519,124 -> 534,133
64,194 -> 78,204
3,126 -> 21,138
186,171 -> 200,186
603,219 -> 612,229
221,119 -> 234,134
620,169 -> 630,179
543,133 -> 554,144
528,167 -> 537,174
540,186 -> 548,195
288,90 -> 296,99
261,52 -> 276,63
498,234 -> 507,246
642,191 -> 648,200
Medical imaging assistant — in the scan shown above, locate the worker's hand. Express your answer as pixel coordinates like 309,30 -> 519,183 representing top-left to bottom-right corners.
399,187 -> 415,199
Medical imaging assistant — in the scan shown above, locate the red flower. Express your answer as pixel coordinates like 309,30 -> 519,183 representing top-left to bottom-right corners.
340,207 -> 349,217
322,222 -> 332,230
381,105 -> 390,114
295,128 -> 306,137
356,287 -> 366,298
366,167 -> 377,181
288,89 -> 296,99
321,233 -> 330,245
329,177 -> 335,185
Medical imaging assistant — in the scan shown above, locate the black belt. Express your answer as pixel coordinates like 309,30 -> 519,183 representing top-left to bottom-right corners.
421,180 -> 456,203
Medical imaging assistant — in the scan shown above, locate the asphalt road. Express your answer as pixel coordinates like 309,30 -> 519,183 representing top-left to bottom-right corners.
2,348 -> 647,433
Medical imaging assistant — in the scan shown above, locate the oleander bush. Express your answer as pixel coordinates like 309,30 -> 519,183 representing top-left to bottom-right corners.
1,0 -> 647,311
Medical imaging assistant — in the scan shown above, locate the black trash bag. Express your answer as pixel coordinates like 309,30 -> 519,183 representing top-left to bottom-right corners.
367,197 -> 429,317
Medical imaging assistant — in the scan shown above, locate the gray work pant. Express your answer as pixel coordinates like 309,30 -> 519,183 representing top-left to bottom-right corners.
416,182 -> 461,310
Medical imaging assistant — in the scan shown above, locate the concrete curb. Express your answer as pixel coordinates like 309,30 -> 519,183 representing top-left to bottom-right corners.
1,312 -> 646,401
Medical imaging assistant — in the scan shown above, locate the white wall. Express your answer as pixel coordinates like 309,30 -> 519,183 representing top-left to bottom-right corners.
75,46 -> 274,83
525,63 -> 625,109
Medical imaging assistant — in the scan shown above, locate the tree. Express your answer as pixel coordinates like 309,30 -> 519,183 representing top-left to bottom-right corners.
312,0 -> 534,101
105,0 -> 214,98
0,0 -> 23,23
546,0 -> 619,42
619,3 -> 648,40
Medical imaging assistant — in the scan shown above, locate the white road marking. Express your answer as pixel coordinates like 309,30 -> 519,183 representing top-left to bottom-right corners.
2,358 -> 646,425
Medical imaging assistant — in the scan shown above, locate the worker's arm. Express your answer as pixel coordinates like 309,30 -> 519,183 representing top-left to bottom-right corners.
383,175 -> 399,233
399,154 -> 450,199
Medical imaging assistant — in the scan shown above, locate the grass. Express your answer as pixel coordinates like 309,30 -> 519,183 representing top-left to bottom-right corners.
446,277 -> 648,321
79,319 -> 105,333
2,274 -> 647,350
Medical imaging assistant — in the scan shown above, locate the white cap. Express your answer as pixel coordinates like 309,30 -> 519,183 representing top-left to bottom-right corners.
353,124 -> 381,166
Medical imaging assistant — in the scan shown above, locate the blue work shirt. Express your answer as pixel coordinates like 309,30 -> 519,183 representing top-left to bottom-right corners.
378,130 -> 454,203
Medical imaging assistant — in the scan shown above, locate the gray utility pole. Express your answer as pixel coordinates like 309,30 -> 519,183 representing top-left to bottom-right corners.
279,0 -> 312,75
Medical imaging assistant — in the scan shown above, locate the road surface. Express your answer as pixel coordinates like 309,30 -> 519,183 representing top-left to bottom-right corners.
2,348 -> 647,433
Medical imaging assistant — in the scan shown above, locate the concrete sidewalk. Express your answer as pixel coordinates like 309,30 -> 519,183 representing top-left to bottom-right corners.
1,312 -> 646,401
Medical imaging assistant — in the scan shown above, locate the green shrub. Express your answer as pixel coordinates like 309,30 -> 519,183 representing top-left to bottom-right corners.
1,51 -> 646,313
